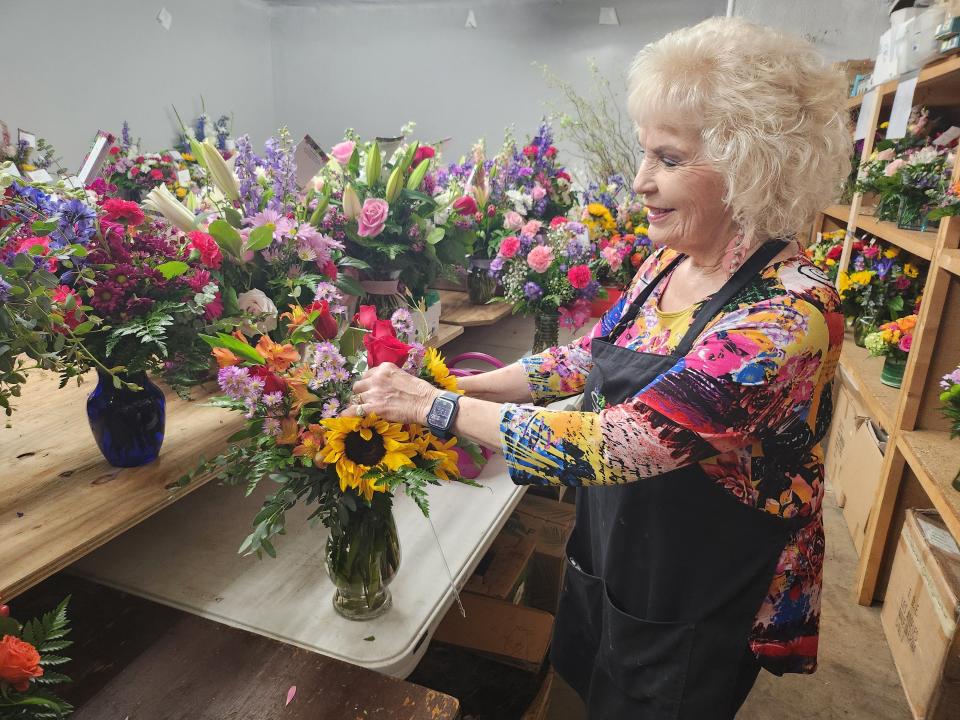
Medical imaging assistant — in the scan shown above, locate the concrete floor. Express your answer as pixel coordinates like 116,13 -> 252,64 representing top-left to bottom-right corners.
442,317 -> 913,719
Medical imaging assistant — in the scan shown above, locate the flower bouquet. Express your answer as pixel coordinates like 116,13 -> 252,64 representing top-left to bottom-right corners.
864,314 -> 916,388
0,598 -> 72,719
941,364 -> 960,439
491,218 -> 600,352
927,176 -> 960,223
805,229 -> 847,282
894,145 -> 950,231
581,178 -> 653,293
188,295 -> 481,620
103,132 -> 181,203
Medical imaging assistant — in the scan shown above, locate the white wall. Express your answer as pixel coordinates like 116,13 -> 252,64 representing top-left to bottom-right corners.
1,0 -> 276,169
731,0 -> 890,62
267,0 -> 726,162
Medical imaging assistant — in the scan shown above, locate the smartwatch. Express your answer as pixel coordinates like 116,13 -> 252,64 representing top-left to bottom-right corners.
426,391 -> 460,439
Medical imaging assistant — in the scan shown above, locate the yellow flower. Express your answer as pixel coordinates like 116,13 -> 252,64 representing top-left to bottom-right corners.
411,428 -> 461,481
850,270 -> 875,286
880,121 -> 890,129
838,271 -> 851,296
423,348 -> 461,393
292,423 -> 327,464
175,186 -> 187,198
320,414 -> 417,501
903,263 -> 919,278
825,258 -> 837,266
884,247 -> 900,259
21,163 -> 36,172
182,152 -> 195,162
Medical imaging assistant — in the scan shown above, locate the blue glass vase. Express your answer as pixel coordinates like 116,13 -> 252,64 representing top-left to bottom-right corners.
86,369 -> 166,467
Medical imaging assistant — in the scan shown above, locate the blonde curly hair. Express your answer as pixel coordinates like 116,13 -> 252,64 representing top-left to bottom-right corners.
627,17 -> 851,243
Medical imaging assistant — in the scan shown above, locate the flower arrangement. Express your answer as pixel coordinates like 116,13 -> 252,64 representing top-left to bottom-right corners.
927,177 -> 960,222
176,110 -> 235,156
940,364 -> 960,438
837,239 -> 923,325
805,229 -> 847,281
580,178 -> 653,290
864,314 -> 917,360
0,127 -> 59,176
103,143 -> 181,202
0,598 -> 73,718
491,218 -> 600,331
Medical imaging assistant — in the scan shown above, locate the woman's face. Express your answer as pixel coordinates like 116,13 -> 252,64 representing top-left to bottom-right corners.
632,124 -> 737,260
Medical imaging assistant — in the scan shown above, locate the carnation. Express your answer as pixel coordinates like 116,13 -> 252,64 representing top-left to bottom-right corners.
526,245 -> 554,274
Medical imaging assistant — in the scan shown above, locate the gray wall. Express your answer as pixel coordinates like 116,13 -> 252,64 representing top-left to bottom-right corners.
1,0 -> 276,169
268,0 -> 726,162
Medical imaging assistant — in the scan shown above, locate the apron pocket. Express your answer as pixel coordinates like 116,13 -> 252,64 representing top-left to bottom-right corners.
596,584 -> 695,714
551,555 -> 603,701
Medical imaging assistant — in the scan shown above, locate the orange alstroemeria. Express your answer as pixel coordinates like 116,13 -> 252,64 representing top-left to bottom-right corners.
281,305 -> 310,329
292,423 -> 326,464
286,367 -> 320,412
255,336 -> 300,372
212,347 -> 240,368
276,416 -> 300,446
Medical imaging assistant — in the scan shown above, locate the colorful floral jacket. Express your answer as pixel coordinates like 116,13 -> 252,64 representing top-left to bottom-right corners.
499,248 -> 844,675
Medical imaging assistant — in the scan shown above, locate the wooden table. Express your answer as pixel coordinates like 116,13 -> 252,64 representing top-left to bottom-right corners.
13,575 -> 459,720
0,373 -> 243,601
431,322 -> 464,347
438,290 -> 513,327
73,454 -> 527,678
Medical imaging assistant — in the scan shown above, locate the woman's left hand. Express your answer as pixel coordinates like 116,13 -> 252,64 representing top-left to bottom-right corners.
346,362 -> 440,425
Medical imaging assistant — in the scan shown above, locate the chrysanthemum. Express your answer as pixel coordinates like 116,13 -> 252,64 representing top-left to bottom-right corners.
422,348 -> 461,393
320,414 -> 417,501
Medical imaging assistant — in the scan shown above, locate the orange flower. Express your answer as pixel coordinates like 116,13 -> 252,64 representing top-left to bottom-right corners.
255,336 -> 300,372
0,635 -> 43,692
292,423 -> 326,464
286,368 -> 320,411
276,417 -> 300,446
898,315 -> 917,332
280,305 -> 311,329
212,347 -> 240,368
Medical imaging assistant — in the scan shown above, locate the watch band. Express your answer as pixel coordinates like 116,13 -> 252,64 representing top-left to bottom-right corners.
427,391 -> 460,439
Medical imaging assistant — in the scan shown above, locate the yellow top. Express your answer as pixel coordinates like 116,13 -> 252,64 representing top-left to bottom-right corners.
653,304 -> 697,351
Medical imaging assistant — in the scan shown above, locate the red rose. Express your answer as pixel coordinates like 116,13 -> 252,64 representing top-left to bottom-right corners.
321,259 -> 338,281
15,236 -> 50,255
150,169 -> 163,181
826,245 -> 843,261
0,635 -> 43,692
546,146 -> 558,158
452,196 -> 478,216
187,230 -> 223,269
108,146 -> 121,155
412,145 -> 436,166
364,323 -> 412,368
102,198 -> 145,226
129,167 -> 140,176
306,299 -> 339,340
567,264 -> 592,289
522,145 -> 538,158
249,365 -> 287,395
354,304 -> 378,330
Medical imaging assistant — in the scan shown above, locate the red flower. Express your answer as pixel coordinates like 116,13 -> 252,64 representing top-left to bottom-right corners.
136,156 -> 145,163
15,236 -> 50,255
354,304 -> 378,330
364,320 -> 412,367
129,167 -> 140,176
0,635 -> 43,692
321,259 -> 338,281
187,231 -> 222,270
550,216 -> 569,229
567,264 -> 592,289
150,169 -> 163,181
102,198 -> 145,226
412,145 -> 436,166
108,146 -> 121,155
826,245 -> 843,261
161,155 -> 172,163
499,236 -> 521,259
306,299 -> 339,340
452,196 -> 478,216
52,285 -> 84,331
204,291 -> 224,321
249,365 -> 287,395
522,145 -> 538,158
187,268 -> 212,292
631,252 -> 645,268
546,146 -> 558,158
556,171 -> 571,182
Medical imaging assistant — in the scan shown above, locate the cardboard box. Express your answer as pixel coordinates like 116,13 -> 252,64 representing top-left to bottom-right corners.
838,418 -> 886,556
825,379 -> 869,504
881,510 -> 960,719
434,592 -> 554,672
465,512 -> 543,603
516,494 -> 577,613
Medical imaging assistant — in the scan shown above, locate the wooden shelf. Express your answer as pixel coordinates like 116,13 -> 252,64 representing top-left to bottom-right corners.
823,205 -> 852,223
898,429 -> 960,542
855,214 -> 935,261
940,248 -> 960,278
431,322 -> 464,347
0,372 -> 242,600
847,54 -> 960,110
438,290 -> 513,327
838,334 -> 901,432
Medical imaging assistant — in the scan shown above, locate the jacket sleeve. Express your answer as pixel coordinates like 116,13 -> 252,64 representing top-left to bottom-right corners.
499,296 -> 831,487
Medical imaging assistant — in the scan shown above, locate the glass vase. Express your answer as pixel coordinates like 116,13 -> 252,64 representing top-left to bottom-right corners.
853,314 -> 878,348
880,355 -> 906,389
326,499 -> 401,621
86,369 -> 166,468
532,311 -> 560,354
360,277 -> 404,317
467,259 -> 497,305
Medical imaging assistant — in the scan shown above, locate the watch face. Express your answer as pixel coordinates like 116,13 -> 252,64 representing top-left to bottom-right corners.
428,397 -> 455,428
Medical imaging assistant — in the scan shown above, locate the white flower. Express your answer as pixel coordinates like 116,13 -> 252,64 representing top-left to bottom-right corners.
909,146 -> 940,166
143,185 -> 197,232
237,289 -> 279,336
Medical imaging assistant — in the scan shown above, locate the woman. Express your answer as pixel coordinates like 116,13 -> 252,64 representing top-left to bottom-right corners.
349,17 -> 850,719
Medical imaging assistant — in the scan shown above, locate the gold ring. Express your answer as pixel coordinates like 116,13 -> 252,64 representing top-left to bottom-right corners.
356,403 -> 366,418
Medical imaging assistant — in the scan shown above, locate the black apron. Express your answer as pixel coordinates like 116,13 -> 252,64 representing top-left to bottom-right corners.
551,240 -> 811,719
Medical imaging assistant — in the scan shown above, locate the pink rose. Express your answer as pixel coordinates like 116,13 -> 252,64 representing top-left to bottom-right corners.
503,211 -> 524,230
877,148 -> 895,161
602,245 -> 623,271
527,244 -> 554,273
521,220 -> 542,238
357,198 -> 389,238
499,236 -> 521,259
531,184 -> 546,201
884,158 -> 905,177
331,141 -> 356,165
898,334 -> 912,353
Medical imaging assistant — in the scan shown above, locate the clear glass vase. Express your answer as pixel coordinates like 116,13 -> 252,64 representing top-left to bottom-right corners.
532,311 -> 560,354
467,260 -> 497,305
853,314 -> 878,348
326,498 -> 401,621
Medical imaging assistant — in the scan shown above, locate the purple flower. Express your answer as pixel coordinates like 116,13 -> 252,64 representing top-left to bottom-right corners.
249,208 -> 295,241
235,135 -> 264,216
264,132 -> 297,214
0,278 -> 11,304
390,307 -> 416,342
524,281 -> 543,300
263,418 -> 281,436
321,397 -> 342,418
296,224 -> 342,264
217,365 -> 263,402
403,342 -> 427,373
489,256 -> 505,274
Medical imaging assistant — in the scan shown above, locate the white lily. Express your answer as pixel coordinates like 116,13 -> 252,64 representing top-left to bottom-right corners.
200,140 -> 240,202
343,184 -> 362,220
143,184 -> 197,232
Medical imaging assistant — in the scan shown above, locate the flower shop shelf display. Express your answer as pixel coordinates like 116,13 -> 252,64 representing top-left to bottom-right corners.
810,50 -> 960,609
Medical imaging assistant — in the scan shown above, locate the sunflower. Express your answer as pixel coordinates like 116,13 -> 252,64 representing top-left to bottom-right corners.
320,414 -> 417,501
412,428 -> 461,481
422,348 -> 461,393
